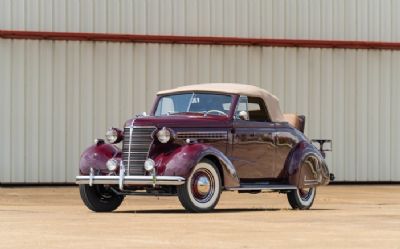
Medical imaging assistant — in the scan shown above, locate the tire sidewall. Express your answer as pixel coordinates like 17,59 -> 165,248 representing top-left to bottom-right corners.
79,184 -> 124,212
186,161 -> 221,210
178,159 -> 222,212
295,187 -> 316,207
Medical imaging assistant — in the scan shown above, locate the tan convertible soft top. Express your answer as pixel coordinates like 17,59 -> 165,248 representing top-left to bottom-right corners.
157,83 -> 285,122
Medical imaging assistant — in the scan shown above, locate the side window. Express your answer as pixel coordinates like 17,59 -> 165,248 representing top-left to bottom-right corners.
236,96 -> 248,113
235,96 -> 271,122
247,97 -> 270,122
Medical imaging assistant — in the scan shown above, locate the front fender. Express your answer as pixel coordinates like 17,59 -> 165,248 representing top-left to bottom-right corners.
79,143 -> 121,175
285,141 -> 330,188
153,143 -> 240,188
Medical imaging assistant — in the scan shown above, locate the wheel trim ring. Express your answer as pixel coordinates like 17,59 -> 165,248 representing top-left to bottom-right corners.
190,169 -> 215,203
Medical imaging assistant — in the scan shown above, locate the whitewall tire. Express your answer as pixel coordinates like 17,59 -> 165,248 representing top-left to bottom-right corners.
177,159 -> 222,212
287,187 -> 316,210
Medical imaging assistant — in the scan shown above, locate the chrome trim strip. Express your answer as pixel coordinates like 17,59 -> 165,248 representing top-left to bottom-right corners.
76,175 -> 186,186
176,131 -> 228,139
127,127 -> 133,175
122,151 -> 148,154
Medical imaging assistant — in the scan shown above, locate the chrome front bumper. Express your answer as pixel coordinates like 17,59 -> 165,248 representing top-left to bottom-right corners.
76,165 -> 186,190
76,175 -> 185,186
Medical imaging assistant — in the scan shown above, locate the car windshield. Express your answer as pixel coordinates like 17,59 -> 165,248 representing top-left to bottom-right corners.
154,93 -> 232,116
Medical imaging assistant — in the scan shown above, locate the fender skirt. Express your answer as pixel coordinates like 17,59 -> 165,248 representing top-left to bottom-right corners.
285,141 -> 330,188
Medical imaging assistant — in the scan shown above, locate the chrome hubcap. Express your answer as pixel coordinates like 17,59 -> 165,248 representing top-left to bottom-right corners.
196,176 -> 211,195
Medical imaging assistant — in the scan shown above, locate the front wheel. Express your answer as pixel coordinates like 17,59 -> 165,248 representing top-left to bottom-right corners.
79,184 -> 124,212
177,159 -> 222,213
287,187 -> 316,210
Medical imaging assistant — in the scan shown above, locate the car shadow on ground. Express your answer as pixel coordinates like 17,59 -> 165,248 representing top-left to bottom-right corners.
115,208 -> 279,214
113,208 -> 335,214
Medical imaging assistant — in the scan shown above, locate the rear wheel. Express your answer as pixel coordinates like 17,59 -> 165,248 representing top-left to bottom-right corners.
79,184 -> 124,212
177,159 -> 222,213
287,187 -> 316,210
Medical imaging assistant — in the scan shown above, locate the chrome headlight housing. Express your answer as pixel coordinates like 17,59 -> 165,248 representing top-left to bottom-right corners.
144,158 -> 155,171
156,127 -> 171,143
105,127 -> 122,144
106,158 -> 120,172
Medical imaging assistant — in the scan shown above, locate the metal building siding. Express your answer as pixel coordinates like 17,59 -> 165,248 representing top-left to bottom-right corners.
0,39 -> 399,183
0,0 -> 399,41
0,0 -> 400,183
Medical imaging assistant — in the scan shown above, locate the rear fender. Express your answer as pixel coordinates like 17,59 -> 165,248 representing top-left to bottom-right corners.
153,143 -> 240,188
285,141 -> 330,188
79,142 -> 121,175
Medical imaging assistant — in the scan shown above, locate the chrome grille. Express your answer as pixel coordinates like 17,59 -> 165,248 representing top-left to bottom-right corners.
122,126 -> 155,175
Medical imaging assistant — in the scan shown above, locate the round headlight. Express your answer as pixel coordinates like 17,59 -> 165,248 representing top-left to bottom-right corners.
156,127 -> 171,143
105,128 -> 119,143
106,158 -> 120,171
144,158 -> 155,171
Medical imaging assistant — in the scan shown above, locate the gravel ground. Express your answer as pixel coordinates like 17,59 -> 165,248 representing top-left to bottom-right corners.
0,185 -> 399,249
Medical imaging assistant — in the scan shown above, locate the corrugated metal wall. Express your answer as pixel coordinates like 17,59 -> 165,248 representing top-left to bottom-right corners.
1,0 -> 399,41
1,40 -> 400,183
1,0 -> 400,182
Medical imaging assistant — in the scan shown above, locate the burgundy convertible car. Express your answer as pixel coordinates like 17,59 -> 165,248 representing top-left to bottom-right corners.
76,83 -> 333,212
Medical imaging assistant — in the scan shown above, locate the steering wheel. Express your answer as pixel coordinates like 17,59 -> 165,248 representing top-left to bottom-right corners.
205,110 -> 228,116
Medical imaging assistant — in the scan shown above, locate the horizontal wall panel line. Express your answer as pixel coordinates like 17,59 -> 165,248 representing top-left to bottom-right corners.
1,30 -> 400,50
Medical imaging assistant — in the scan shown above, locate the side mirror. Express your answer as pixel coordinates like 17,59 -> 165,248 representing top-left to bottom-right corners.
238,111 -> 249,121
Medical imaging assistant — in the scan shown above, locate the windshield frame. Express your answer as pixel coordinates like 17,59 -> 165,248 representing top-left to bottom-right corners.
151,91 -> 238,118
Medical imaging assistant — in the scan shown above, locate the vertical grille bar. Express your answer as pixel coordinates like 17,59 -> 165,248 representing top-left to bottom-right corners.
127,127 -> 133,175
122,126 -> 155,176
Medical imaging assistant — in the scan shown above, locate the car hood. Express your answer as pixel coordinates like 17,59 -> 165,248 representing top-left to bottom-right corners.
124,114 -> 230,128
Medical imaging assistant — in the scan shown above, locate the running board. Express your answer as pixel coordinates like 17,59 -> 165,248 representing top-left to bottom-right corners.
226,184 -> 297,191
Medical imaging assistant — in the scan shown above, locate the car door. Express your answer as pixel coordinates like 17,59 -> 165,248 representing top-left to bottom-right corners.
229,96 -> 276,180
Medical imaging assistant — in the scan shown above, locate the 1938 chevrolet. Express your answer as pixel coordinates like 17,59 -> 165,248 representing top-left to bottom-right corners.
76,83 -> 334,212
